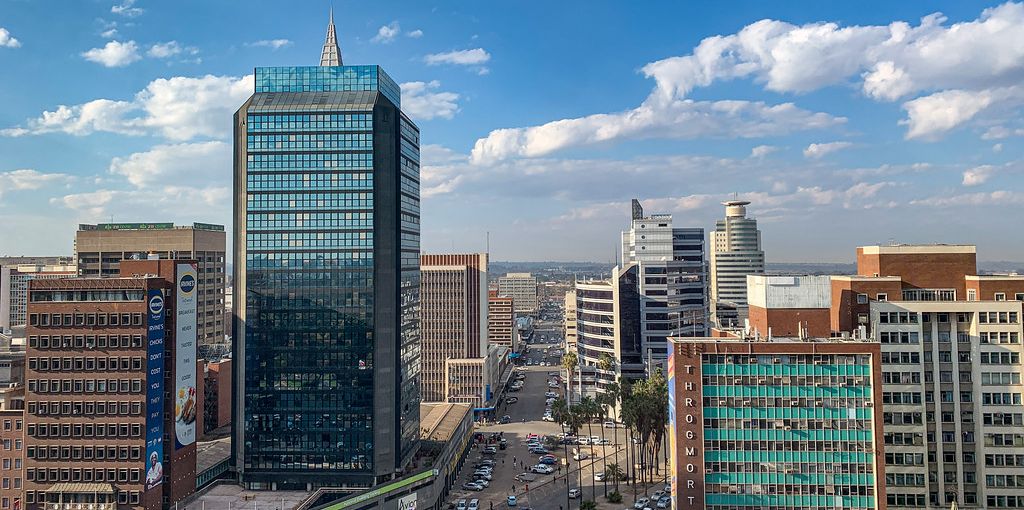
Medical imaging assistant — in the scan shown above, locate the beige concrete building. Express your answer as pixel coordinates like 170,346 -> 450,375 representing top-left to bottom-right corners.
497,273 -> 538,314
420,254 -> 495,407
487,293 -> 517,352
75,223 -> 226,348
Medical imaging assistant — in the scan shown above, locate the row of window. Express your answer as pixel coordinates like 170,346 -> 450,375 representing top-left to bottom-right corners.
27,400 -> 142,417
27,466 -> 143,485
28,378 -> 143,394
28,422 -> 141,439
984,413 -> 1024,426
247,113 -> 374,130
248,151 -> 373,170
247,133 -> 373,151
28,290 -> 144,303
28,443 -> 142,460
980,311 -> 1020,324
247,172 -> 373,191
27,312 -> 143,328
24,490 -> 140,505
29,355 -> 143,371
247,211 -> 373,230
247,192 -> 373,211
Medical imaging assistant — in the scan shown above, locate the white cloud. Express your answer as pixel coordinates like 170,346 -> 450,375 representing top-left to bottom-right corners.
803,141 -> 853,159
749,145 -> 778,158
0,28 -> 20,48
111,0 -> 143,17
247,39 -> 292,50
100,28 -> 118,38
372,22 -> 401,43
53,186 -> 229,223
994,143 -> 1004,152
900,86 -> 1024,140
407,29 -> 424,39
425,48 -> 491,66
400,81 -> 460,121
963,164 -> 997,186
982,125 -> 1024,139
910,190 -> 1024,207
0,169 -> 70,197
471,99 -> 843,164
109,141 -> 229,187
81,40 -> 141,67
147,41 -> 181,58
4,74 -> 254,140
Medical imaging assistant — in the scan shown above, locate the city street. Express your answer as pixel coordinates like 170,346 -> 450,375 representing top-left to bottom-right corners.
446,341 -> 667,510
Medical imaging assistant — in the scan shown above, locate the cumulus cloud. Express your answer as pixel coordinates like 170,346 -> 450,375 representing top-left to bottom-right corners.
372,22 -> 401,43
407,29 -> 424,39
3,74 -> 254,140
109,141 -> 229,187
400,81 -> 460,121
749,145 -> 778,158
470,3 -> 1024,161
425,48 -> 491,65
910,190 -> 1024,207
0,169 -> 71,197
81,40 -> 141,67
470,99 -> 842,164
247,39 -> 292,50
0,28 -> 20,48
111,0 -> 143,17
982,125 -> 1024,139
53,186 -> 229,223
804,141 -> 853,159
147,41 -> 182,58
962,165 -> 997,186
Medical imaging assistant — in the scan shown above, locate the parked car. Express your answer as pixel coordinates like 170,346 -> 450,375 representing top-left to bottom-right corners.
507,496 -> 517,507
634,498 -> 650,509
545,392 -> 558,398
603,421 -> 618,428
457,500 -> 467,510
539,456 -> 557,465
505,397 -> 519,404
573,452 -> 589,461
577,437 -> 590,445
477,460 -> 495,467
499,439 -> 508,450
469,500 -> 479,510
473,473 -> 492,481
594,472 -> 605,481
652,491 -> 665,500
473,478 -> 490,488
529,447 -> 549,454
483,446 -> 497,454
500,415 -> 511,424
657,497 -> 671,509
568,489 -> 582,499
531,464 -> 554,474
542,415 -> 555,422
463,482 -> 484,491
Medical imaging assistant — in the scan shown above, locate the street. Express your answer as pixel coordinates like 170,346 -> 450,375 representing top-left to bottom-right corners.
445,339 -> 668,510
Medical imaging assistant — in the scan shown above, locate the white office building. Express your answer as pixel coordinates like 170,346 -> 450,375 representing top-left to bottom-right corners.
709,200 -> 765,327
497,272 -> 539,314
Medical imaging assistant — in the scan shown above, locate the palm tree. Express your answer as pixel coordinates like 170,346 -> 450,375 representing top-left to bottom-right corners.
551,398 -> 574,509
602,381 -> 622,493
569,403 -> 586,495
562,351 -> 578,404
578,396 -> 601,501
596,355 -> 615,498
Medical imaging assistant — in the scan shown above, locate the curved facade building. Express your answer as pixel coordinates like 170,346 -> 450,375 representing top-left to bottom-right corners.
573,265 -> 642,401
710,200 -> 765,327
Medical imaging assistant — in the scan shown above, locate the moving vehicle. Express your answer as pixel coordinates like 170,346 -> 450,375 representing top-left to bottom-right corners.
531,464 -> 554,474
634,498 -> 650,509
500,415 -> 511,424
499,439 -> 508,450
507,496 -> 517,507
573,452 -> 589,461
541,415 -> 554,422
568,489 -> 582,499
594,472 -> 605,481
506,397 -> 519,404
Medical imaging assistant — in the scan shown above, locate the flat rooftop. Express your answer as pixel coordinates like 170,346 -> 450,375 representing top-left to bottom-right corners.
196,433 -> 231,474
420,403 -> 471,442
189,482 -> 310,510
859,244 -> 975,255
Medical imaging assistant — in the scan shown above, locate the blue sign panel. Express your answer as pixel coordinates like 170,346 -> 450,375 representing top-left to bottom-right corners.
144,289 -> 166,491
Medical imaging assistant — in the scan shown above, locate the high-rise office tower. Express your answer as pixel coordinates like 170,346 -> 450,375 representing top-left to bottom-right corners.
419,254 -> 493,406
233,14 -> 421,489
23,259 -> 199,510
668,337 -> 885,510
746,244 -> 1024,509
621,199 -> 707,370
574,265 -> 642,404
0,262 -> 77,334
709,200 -> 765,328
488,293 -> 517,352
497,273 -> 538,314
75,223 -> 226,348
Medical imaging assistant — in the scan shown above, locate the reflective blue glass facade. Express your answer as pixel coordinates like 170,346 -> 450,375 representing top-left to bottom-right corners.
235,64 -> 420,488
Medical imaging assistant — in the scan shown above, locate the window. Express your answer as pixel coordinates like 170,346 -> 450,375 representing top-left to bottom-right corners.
877,293 -> 888,302
968,289 -> 977,301
996,293 -> 1007,301
857,293 -> 869,304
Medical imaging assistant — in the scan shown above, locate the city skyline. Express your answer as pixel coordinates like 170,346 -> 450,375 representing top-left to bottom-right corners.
1,1 -> 1023,262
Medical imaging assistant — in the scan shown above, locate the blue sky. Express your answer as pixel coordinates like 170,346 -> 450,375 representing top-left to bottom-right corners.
0,0 -> 1022,262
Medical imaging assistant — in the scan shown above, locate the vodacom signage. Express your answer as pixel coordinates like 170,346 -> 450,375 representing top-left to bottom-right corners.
668,341 -> 705,508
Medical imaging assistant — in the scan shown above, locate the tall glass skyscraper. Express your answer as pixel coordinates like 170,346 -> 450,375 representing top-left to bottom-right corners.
232,13 -> 421,489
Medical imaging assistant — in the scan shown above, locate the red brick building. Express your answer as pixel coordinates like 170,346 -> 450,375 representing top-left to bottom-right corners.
0,387 -> 25,510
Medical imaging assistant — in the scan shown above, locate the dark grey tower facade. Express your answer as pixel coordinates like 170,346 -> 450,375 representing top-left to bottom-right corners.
232,16 -> 421,489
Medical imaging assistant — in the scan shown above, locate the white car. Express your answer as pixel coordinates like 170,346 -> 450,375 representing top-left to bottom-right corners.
545,392 -> 558,398
577,437 -> 590,445
603,421 -> 618,428
657,497 -> 671,508
531,464 -> 554,474
634,498 -> 650,509
594,472 -> 605,481
568,488 -> 582,499
469,499 -> 480,510
573,452 -> 589,461
652,491 -> 666,500
457,500 -> 467,510
542,415 -> 555,422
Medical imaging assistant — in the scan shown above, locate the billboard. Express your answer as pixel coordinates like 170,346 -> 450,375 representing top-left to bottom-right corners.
174,263 -> 198,449
667,342 -> 677,508
145,289 -> 166,491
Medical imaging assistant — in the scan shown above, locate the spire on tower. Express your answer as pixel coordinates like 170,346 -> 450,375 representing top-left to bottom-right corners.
320,7 -> 343,66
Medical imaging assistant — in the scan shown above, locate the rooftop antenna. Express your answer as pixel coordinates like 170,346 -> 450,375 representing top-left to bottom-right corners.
486,231 -> 490,256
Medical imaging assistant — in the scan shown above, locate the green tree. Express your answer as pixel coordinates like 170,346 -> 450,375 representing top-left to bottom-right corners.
601,380 -> 623,493
578,396 -> 601,501
562,351 -> 578,403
